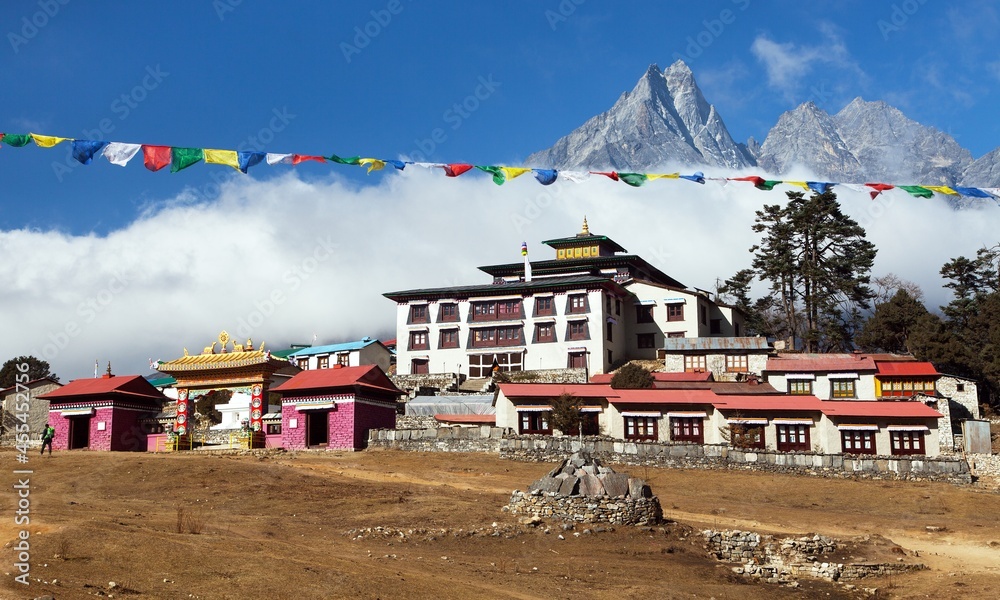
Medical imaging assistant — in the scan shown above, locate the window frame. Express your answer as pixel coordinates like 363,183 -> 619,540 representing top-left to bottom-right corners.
831,379 -> 857,399
636,304 -> 655,323
666,303 -> 684,322
625,416 -> 658,441
439,328 -> 460,349
409,304 -> 429,324
636,333 -> 656,349
408,330 -> 429,351
567,320 -> 589,341
519,411 -> 551,435
683,355 -> 707,373
567,294 -> 589,314
890,430 -> 926,456
725,354 -> 749,373
534,296 -> 554,316
534,322 -> 555,343
317,355 -> 329,370
670,416 -> 704,443
788,380 -> 812,395
438,303 -> 459,323
841,430 -> 876,455
775,424 -> 811,452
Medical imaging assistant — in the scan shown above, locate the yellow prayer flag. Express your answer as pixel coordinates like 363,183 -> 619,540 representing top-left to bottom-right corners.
359,158 -> 386,174
647,173 -> 680,180
204,149 -> 240,170
924,185 -> 959,196
784,181 -> 809,190
30,133 -> 69,148
500,167 -> 531,180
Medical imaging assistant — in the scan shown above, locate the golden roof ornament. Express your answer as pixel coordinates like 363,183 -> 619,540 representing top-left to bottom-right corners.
581,216 -> 590,236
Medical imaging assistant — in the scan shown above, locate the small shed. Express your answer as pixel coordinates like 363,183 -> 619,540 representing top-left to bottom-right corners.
271,364 -> 401,450
39,373 -> 166,451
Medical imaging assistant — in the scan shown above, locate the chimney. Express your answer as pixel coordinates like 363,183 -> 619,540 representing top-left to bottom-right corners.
333,363 -> 344,370
103,361 -> 115,378
853,349 -> 863,361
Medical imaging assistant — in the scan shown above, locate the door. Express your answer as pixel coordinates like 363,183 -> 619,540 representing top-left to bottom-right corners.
306,411 -> 329,447
69,417 -> 91,449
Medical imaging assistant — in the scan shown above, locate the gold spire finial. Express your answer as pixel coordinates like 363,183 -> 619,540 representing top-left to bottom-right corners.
581,216 -> 590,236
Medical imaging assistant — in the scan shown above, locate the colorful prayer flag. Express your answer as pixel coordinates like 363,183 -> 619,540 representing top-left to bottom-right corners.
238,151 -> 267,173
30,133 -> 69,148
897,185 -> 933,198
204,149 -> 240,170
618,173 -> 648,187
534,169 -> 558,185
501,167 -> 531,180
142,145 -> 172,172
476,165 -> 505,185
359,158 -> 386,173
1,134 -> 32,147
72,140 -> 109,165
328,153 -> 361,165
103,142 -> 142,166
170,147 -> 204,173
443,163 -> 473,177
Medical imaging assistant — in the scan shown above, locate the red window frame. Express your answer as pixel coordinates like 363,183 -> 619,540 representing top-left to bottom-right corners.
568,352 -> 587,369
409,331 -> 428,350
535,323 -> 555,343
890,431 -> 926,456
519,411 -> 551,434
438,303 -> 459,322
568,294 -> 588,314
317,356 -> 329,369
410,359 -> 429,374
534,297 -> 554,316
731,424 -> 765,449
625,416 -> 658,441
666,304 -> 684,322
636,305 -> 654,323
670,417 -> 704,443
439,329 -> 459,349
471,302 -> 498,322
637,333 -> 656,349
568,320 -> 588,341
409,304 -> 429,324
841,430 -> 876,455
776,424 -> 810,452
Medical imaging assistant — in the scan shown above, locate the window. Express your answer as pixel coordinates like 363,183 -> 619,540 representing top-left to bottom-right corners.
890,431 -> 926,455
409,304 -> 429,324
471,327 -> 523,348
730,424 -> 765,449
667,304 -> 684,322
497,300 -> 522,319
266,422 -> 282,435
534,323 -> 555,343
880,378 -> 936,398
409,331 -> 428,350
841,430 -> 876,455
606,295 -> 612,314
667,331 -> 685,338
519,411 -> 551,434
776,424 -> 810,452
568,320 -> 589,341
469,352 -> 523,377
956,383 -> 965,392
317,356 -> 329,370
710,318 -> 722,334
637,333 -> 656,349
439,303 -> 458,322
636,305 -> 655,323
299,360 -> 309,371
788,380 -> 812,395
615,299 -> 621,316
607,350 -> 613,365
497,326 -> 522,346
566,413 -> 600,436
338,353 -> 350,367
735,323 -> 741,336
568,294 -> 588,314
472,328 -> 495,347
568,352 -> 587,369
439,329 -> 459,349
606,321 -> 613,341
411,359 -> 429,374
534,297 -> 554,316
625,416 -> 658,441
471,302 -> 497,321
725,354 -> 748,373
683,355 -> 707,373
831,379 -> 856,399
699,304 -> 707,325
670,417 -> 703,443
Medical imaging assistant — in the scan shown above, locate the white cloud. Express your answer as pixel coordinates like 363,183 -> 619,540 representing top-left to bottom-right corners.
1,167 -> 996,381
750,25 -> 864,102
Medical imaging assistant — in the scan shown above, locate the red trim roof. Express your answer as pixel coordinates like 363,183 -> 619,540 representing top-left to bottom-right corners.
819,400 -> 942,418
39,375 -> 164,402
875,362 -> 940,377
498,383 -> 615,398
590,371 -> 713,384
610,389 -> 718,405
766,354 -> 876,373
271,365 -> 402,396
434,414 -> 496,425
713,395 -> 825,412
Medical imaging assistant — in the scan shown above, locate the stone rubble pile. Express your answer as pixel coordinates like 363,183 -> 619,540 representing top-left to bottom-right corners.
507,452 -> 662,525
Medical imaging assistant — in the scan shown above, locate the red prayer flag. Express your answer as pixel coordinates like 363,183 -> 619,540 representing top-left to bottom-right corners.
730,175 -> 766,188
864,182 -> 894,200
591,171 -> 620,181
292,154 -> 326,165
142,145 -> 172,172
443,163 -> 473,177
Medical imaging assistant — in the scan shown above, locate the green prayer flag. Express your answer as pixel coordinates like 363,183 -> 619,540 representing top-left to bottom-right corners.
1,134 -> 32,147
898,185 -> 934,198
475,165 -> 506,185
170,148 -> 204,173
759,180 -> 781,191
328,154 -> 361,165
618,173 -> 648,187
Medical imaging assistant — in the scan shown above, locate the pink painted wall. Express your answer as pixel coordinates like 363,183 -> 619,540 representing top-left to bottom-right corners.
47,406 -> 154,452
327,401 -> 355,450
281,403 -> 308,450
352,400 -> 396,450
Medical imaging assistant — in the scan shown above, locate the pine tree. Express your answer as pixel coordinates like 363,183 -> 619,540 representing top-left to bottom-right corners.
0,356 -> 57,389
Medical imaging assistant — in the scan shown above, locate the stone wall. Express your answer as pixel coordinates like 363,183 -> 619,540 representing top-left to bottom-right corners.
499,368 -> 588,384
968,453 -> 1000,478
370,427 -> 972,483
391,373 -> 457,396
507,489 -> 662,525
703,529 -> 926,584
395,415 -> 438,429
368,425 -> 507,453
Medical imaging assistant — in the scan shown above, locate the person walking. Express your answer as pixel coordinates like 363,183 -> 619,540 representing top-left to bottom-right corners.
40,423 -> 55,456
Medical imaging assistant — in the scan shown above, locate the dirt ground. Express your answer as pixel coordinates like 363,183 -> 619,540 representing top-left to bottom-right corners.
2,448 -> 999,600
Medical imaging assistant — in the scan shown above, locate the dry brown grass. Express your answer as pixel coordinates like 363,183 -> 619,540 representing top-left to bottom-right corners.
0,448 -> 998,599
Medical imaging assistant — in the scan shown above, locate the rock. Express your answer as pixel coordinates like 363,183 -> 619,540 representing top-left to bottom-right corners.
578,473 -> 605,496
558,476 -> 579,496
628,478 -> 651,499
602,473 -> 630,498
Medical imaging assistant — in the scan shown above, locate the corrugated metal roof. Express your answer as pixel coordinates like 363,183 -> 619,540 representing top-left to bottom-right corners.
875,362 -> 940,377
819,400 -> 942,418
590,371 -> 713,384
765,354 -> 877,372
662,337 -> 773,352
610,389 -> 718,405
712,395 -> 825,412
434,414 -> 497,424
384,275 -> 624,301
498,383 -> 615,398
271,365 -> 402,396
39,375 -> 165,402
288,338 -> 381,357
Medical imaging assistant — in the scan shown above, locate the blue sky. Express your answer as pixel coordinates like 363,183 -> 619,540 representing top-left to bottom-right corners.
3,1 -> 1000,379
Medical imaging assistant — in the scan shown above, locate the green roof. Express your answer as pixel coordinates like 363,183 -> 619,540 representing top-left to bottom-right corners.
541,234 -> 627,253
384,275 -> 625,301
